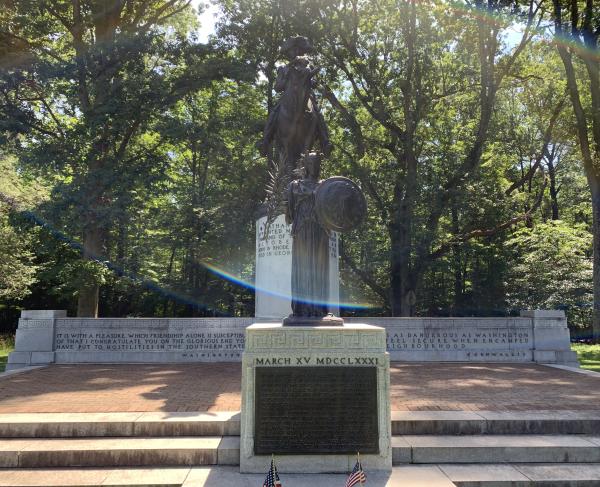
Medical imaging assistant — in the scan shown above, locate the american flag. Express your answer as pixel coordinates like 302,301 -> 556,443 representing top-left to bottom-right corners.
263,458 -> 282,487
345,459 -> 366,487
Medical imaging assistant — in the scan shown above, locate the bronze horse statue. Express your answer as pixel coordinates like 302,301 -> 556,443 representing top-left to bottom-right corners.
276,61 -> 320,176
259,38 -> 332,230
260,37 -> 331,181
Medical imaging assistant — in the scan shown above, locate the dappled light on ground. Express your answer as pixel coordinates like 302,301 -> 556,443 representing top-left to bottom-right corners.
1,363 -> 600,413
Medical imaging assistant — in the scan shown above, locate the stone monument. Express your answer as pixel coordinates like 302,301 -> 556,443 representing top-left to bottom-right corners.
241,37 -> 391,473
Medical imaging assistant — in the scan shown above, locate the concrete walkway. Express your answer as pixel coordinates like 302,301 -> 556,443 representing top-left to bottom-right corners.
0,466 -> 452,486
3,464 -> 600,486
1,363 -> 600,413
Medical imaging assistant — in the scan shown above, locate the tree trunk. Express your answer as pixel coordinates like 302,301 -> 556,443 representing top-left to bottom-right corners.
451,206 -> 463,314
546,152 -> 560,220
592,181 -> 600,340
390,226 -> 413,316
556,45 -> 600,339
553,2 -> 600,339
390,0 -> 418,317
77,224 -> 104,317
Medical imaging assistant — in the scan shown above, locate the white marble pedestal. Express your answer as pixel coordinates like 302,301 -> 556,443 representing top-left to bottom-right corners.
255,213 -> 340,319
240,323 -> 391,473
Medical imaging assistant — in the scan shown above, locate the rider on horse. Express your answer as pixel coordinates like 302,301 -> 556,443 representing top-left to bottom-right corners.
258,36 -> 332,160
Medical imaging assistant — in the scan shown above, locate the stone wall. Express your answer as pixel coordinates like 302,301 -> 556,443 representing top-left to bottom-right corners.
6,310 -> 579,371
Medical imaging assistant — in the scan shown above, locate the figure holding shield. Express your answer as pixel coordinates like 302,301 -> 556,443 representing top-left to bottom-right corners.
284,153 -> 367,325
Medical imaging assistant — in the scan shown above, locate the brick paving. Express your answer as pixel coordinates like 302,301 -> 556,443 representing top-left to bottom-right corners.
0,363 -> 598,413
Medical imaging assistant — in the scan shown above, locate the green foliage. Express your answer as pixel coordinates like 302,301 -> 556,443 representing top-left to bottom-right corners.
506,221 -> 593,327
0,333 -> 14,373
571,343 -> 600,372
0,152 -> 44,302
0,0 -> 596,329
0,211 -> 37,300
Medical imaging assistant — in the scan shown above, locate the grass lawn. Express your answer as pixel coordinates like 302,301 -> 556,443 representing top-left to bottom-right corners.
0,334 -> 15,373
571,343 -> 600,372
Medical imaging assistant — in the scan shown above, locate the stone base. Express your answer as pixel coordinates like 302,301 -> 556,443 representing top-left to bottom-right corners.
255,213 -> 340,319
282,313 -> 344,327
240,323 -> 392,473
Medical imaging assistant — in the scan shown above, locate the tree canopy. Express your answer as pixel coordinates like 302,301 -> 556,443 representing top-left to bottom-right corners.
0,0 -> 597,336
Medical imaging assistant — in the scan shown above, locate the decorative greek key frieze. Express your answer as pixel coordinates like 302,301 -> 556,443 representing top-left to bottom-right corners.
246,327 -> 386,352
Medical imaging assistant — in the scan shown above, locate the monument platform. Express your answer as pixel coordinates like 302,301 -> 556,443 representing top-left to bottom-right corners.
2,363 -> 600,485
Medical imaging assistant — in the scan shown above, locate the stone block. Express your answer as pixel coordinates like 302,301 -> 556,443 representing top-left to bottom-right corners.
7,351 -> 31,365
0,412 -> 142,438
255,213 -> 339,319
391,411 -> 486,436
5,309 -> 579,365
53,318 -> 249,364
217,437 -> 240,465
556,350 -> 579,364
16,437 -> 221,468
0,467 -> 111,486
386,466 -> 456,487
405,435 -> 600,464
515,463 -> 600,482
520,309 -> 566,319
134,412 -> 240,437
439,464 -> 530,485
20,310 -> 67,319
14,320 -> 54,352
30,352 -> 55,365
391,436 -> 411,464
534,350 -> 557,363
102,467 -> 191,486
240,323 -> 391,473
0,440 -> 34,468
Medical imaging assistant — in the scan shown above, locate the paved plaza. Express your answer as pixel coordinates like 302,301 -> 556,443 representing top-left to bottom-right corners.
0,362 -> 598,413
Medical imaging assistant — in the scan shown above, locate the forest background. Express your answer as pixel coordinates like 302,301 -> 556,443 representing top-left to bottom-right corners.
0,0 -> 598,338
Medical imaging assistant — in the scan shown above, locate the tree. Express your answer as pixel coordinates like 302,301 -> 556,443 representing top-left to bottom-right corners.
506,220 -> 593,329
0,211 -> 37,301
548,0 -> 600,339
311,0 -> 544,315
0,0 -> 248,316
0,0 -> 595,328
0,152 -> 43,301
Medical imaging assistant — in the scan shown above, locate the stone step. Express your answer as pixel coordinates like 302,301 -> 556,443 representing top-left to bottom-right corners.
6,434 -> 597,469
0,412 -> 240,438
440,463 -> 600,486
3,465 -> 600,486
392,411 -> 600,435
0,436 -> 240,468
394,435 -> 600,464
4,411 -> 600,439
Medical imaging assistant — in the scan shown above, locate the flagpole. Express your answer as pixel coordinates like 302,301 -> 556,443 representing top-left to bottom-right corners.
358,451 -> 364,486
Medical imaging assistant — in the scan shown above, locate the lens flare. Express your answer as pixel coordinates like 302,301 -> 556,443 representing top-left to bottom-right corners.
13,206 -> 374,313
200,260 -> 373,310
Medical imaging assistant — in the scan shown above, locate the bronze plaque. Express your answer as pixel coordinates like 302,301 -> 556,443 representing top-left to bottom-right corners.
254,366 -> 378,454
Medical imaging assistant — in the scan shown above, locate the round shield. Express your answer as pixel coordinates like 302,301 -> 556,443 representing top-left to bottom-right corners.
315,176 -> 367,233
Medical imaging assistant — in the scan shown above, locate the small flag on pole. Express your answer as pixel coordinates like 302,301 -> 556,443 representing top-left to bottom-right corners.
345,454 -> 366,487
263,456 -> 282,487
